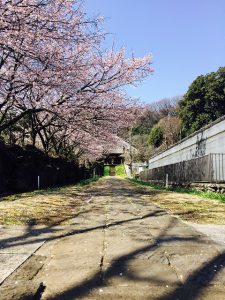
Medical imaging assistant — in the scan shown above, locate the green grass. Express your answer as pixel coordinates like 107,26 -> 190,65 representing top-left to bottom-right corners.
104,166 -> 110,176
129,178 -> 225,203
115,164 -> 126,177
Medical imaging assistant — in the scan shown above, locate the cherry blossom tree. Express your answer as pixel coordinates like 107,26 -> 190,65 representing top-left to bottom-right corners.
0,0 -> 153,160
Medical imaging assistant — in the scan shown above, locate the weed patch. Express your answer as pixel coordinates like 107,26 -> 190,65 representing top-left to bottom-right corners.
130,178 -> 225,203
129,178 -> 225,224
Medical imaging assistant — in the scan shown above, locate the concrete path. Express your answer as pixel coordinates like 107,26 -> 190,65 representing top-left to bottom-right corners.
0,224 -> 70,286
0,225 -> 45,285
0,177 -> 225,300
188,223 -> 225,252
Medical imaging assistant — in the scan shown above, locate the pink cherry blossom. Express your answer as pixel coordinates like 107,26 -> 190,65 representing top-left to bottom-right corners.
0,0 -> 153,160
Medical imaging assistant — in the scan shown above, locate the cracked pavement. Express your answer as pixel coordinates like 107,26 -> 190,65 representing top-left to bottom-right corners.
0,177 -> 225,299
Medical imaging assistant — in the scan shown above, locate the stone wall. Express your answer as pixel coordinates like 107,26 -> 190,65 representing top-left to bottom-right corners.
190,183 -> 225,194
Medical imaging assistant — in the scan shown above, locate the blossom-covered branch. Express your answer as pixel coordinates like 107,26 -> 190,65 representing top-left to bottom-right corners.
0,0 -> 153,160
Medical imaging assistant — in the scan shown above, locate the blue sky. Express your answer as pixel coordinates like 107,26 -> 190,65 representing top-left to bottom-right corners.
84,0 -> 225,104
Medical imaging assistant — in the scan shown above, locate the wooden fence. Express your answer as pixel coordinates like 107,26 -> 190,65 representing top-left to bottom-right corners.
140,153 -> 225,184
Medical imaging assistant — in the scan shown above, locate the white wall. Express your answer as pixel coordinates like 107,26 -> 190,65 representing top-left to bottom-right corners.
149,117 -> 225,169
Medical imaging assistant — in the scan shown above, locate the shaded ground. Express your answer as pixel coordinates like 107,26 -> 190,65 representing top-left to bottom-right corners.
0,177 -> 224,300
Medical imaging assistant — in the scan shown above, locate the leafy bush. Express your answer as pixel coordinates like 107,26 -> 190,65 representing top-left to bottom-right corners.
115,165 -> 126,177
104,166 -> 110,176
148,126 -> 164,147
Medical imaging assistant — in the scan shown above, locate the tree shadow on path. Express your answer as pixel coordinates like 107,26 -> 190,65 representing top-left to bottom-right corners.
45,217 -> 225,300
1,177 -> 224,299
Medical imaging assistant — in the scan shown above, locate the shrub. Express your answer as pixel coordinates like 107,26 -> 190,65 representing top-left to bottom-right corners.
115,165 -> 126,177
104,166 -> 110,176
148,126 -> 164,147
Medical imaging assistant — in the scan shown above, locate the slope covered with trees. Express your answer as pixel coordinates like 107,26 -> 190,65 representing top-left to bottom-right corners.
129,97 -> 181,161
130,66 -> 225,162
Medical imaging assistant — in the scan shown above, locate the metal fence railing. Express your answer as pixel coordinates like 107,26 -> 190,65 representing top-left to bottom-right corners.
210,153 -> 225,182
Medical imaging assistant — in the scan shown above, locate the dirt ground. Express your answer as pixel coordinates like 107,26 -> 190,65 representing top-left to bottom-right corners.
0,177 -> 224,226
135,184 -> 225,225
0,184 -> 95,226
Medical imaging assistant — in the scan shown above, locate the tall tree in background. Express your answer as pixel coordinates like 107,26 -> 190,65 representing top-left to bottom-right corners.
146,97 -> 181,151
157,116 -> 181,147
129,97 -> 181,160
150,96 -> 181,117
179,67 -> 225,136
148,126 -> 163,148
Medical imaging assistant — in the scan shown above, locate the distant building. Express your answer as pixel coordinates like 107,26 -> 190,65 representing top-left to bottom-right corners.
104,140 -> 131,166
103,140 -> 136,176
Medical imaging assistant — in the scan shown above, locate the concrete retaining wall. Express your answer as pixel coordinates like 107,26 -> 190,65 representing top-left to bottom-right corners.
148,116 -> 225,169
141,116 -> 225,184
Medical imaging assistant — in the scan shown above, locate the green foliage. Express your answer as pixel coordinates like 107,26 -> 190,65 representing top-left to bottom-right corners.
179,67 -> 225,136
129,179 -> 225,203
132,134 -> 153,162
132,111 -> 160,135
115,164 -> 126,177
148,126 -> 164,147
103,166 -> 110,176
